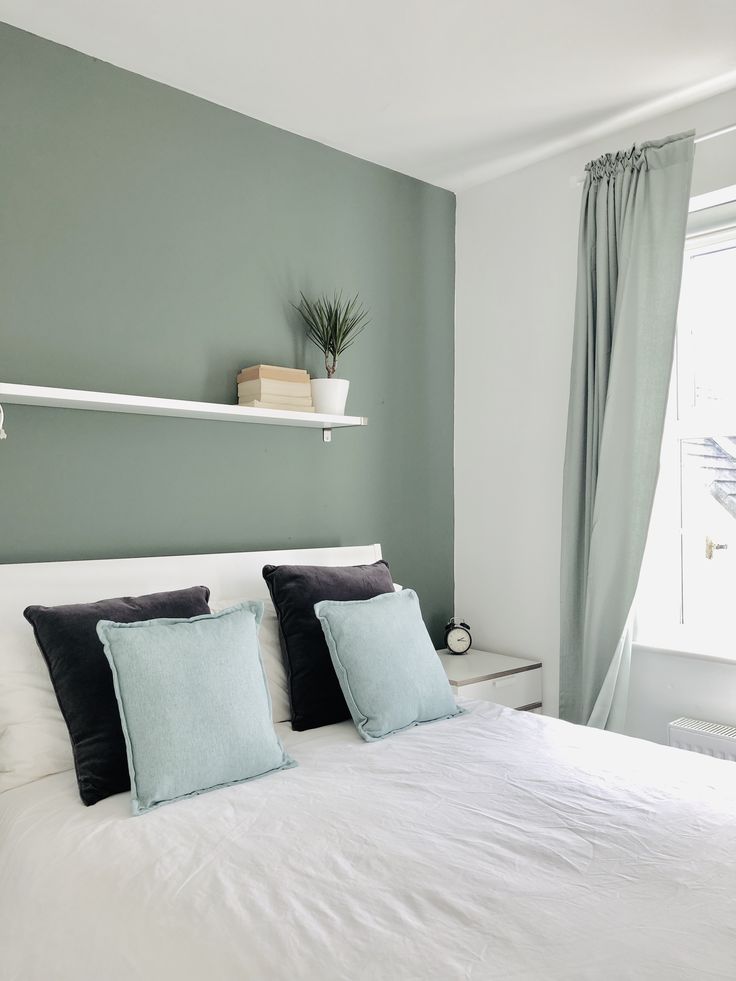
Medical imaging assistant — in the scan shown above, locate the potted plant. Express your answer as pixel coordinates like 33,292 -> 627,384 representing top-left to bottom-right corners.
295,291 -> 370,415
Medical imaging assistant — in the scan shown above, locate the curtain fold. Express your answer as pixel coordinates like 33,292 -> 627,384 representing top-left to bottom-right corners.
560,131 -> 695,727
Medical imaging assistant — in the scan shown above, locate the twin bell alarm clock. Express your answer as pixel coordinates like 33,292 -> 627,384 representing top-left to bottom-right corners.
444,617 -> 472,655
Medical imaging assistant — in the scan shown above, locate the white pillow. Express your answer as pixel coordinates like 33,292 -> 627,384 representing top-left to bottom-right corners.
0,597 -> 290,795
0,630 -> 74,794
208,597 -> 290,723
1,582 -> 389,790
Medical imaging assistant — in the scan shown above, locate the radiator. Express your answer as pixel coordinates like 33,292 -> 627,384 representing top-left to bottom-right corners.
668,717 -> 736,761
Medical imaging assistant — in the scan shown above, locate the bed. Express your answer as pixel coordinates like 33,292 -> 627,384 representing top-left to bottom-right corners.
2,546 -> 736,980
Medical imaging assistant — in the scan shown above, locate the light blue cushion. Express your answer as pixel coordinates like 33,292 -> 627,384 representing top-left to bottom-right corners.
314,589 -> 461,741
96,602 -> 295,814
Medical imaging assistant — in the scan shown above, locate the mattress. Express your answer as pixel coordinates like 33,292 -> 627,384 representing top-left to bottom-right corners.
1,700 -> 735,980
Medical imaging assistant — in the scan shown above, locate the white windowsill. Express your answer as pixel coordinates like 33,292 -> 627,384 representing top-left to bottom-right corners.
633,627 -> 736,666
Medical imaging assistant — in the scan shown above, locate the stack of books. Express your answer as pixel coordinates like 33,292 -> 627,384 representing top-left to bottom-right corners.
237,364 -> 314,412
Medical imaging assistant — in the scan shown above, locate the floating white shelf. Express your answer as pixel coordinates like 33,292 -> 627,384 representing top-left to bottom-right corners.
0,383 -> 367,443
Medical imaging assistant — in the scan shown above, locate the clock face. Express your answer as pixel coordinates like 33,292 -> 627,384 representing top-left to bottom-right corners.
446,626 -> 471,654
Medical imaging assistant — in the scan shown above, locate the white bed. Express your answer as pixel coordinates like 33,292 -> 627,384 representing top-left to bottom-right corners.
2,546 -> 736,980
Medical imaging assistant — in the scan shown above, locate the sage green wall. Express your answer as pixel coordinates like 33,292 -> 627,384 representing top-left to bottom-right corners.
0,24 -> 455,640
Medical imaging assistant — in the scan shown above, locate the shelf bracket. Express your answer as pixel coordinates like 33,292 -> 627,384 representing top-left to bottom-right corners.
322,427 -> 332,443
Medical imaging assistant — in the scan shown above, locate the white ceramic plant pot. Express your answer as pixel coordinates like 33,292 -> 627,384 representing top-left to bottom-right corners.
311,378 -> 350,416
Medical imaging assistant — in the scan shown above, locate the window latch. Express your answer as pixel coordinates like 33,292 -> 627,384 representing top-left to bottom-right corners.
705,536 -> 728,560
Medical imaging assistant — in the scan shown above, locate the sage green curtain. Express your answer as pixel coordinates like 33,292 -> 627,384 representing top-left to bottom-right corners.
560,131 -> 695,727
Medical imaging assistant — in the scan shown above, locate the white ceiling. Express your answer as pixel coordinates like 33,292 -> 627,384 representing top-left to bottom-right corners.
2,0 -> 736,190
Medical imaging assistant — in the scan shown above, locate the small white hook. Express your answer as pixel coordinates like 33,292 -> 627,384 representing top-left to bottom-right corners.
0,404 -> 7,440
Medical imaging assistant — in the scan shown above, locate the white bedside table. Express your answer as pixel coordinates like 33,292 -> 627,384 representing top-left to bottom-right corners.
438,649 -> 543,712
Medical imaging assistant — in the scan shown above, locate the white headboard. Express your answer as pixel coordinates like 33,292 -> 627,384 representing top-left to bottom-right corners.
0,543 -> 383,651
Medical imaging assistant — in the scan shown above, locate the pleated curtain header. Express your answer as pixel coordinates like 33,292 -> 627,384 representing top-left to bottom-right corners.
584,130 -> 695,183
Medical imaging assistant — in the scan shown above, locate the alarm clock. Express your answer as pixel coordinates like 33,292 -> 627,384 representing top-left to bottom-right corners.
444,618 -> 472,655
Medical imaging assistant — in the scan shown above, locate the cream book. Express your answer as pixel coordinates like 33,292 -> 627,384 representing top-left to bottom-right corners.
239,399 -> 316,413
237,379 -> 312,400
237,364 -> 310,384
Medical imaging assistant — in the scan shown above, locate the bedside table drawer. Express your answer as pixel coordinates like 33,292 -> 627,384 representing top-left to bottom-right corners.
452,666 -> 542,711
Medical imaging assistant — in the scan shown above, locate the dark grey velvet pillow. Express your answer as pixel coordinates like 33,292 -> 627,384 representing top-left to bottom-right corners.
24,586 -> 211,805
263,560 -> 394,730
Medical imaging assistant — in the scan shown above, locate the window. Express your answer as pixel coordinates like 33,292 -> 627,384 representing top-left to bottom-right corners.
637,186 -> 736,650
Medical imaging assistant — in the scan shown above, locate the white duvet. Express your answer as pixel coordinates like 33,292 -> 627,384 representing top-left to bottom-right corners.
2,701 -> 736,981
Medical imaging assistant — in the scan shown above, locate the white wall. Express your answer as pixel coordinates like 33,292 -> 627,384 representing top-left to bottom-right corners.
455,86 -> 736,719
627,645 -> 736,745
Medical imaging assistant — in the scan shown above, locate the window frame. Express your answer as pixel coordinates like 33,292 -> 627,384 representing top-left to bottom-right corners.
635,186 -> 736,657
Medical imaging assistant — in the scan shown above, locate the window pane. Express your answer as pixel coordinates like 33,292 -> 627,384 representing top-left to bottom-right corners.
680,437 -> 736,627
678,242 -> 736,417
638,221 -> 736,639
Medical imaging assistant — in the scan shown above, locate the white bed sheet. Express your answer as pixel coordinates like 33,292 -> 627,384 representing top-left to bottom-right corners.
2,700 -> 736,981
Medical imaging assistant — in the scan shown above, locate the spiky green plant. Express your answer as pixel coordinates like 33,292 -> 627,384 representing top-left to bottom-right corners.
295,291 -> 370,378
